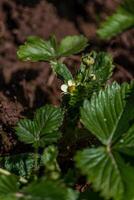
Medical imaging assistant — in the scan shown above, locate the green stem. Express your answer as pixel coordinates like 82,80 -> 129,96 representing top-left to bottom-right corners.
33,143 -> 39,179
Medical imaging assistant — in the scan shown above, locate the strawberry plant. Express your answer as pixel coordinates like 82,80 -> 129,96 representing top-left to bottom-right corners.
0,34 -> 134,200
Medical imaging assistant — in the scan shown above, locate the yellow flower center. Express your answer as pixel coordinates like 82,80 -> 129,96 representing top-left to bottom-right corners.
68,85 -> 76,93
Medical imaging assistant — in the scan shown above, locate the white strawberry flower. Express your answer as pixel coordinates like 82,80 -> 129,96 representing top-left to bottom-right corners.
61,84 -> 68,93
61,80 -> 76,94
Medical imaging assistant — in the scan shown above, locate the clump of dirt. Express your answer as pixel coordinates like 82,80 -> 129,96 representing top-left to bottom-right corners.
0,92 -> 23,125
0,0 -> 133,154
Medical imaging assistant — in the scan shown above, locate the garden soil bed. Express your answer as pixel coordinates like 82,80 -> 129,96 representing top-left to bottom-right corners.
0,0 -> 134,155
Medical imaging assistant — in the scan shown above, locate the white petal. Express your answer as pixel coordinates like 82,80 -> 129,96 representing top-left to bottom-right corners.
61,84 -> 68,93
68,80 -> 75,86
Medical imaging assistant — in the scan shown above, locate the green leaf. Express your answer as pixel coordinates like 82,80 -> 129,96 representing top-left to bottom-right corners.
88,51 -> 114,84
0,196 -> 17,200
58,35 -> 88,57
77,80 -> 134,200
34,105 -> 63,134
15,119 -> 38,145
51,61 -> 73,82
40,131 -> 62,147
42,146 -> 60,180
75,147 -> 134,200
63,169 -> 77,187
17,35 -> 88,62
67,188 -> 78,200
75,147 -> 124,199
0,154 -> 35,178
122,0 -> 134,14
42,146 -> 58,165
81,82 -> 134,145
22,179 -> 78,200
76,51 -> 114,102
50,35 -> 57,51
115,124 -> 134,156
121,164 -> 134,200
78,189 -> 104,200
0,174 -> 19,196
97,7 -> 134,39
16,105 -> 64,147
17,36 -> 57,61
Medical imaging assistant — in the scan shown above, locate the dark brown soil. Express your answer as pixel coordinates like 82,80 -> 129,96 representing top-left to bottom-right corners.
0,0 -> 134,154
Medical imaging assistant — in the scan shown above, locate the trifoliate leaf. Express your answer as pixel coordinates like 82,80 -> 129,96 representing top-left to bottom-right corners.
16,105 -> 64,147
17,35 -> 88,62
51,61 -> 73,82
58,35 -> 88,57
17,36 -> 57,61
115,124 -> 134,156
81,82 -> 134,145
97,6 -> 134,39
22,179 -> 78,200
0,153 -> 35,178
